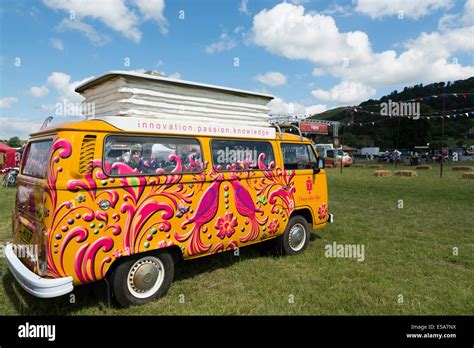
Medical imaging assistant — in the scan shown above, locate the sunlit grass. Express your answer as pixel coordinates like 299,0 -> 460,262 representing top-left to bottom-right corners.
0,162 -> 473,315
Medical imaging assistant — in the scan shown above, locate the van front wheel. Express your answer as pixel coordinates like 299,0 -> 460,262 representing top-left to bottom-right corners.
111,252 -> 174,307
277,216 -> 310,256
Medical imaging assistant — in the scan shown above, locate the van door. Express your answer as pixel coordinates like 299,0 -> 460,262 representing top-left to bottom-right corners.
13,139 -> 54,275
280,143 -> 329,226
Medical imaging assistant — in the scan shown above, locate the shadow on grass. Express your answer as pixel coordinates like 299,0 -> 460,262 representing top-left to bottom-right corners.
2,270 -> 109,315
174,239 -> 284,283
2,234 -> 325,315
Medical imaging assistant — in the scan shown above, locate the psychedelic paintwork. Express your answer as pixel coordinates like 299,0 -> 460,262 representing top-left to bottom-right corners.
14,129 -> 329,286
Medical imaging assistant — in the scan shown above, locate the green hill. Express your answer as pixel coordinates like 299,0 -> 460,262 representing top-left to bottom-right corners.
309,77 -> 474,149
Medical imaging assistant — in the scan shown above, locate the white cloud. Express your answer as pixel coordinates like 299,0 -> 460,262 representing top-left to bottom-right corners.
234,25 -> 245,33
205,32 -> 236,54
268,97 -> 305,115
40,104 -> 56,113
354,0 -> 453,20
167,72 -> 182,79
239,0 -> 250,15
0,97 -> 18,109
254,71 -> 287,87
155,59 -> 164,67
0,117 -> 43,139
132,0 -> 168,34
46,72 -> 94,103
268,97 -> 326,116
462,0 -> 474,25
34,73 -> 94,116
321,3 -> 352,16
438,13 -> 458,31
30,86 -> 49,98
252,3 -> 373,67
438,0 -> 474,30
312,68 -> 325,77
50,38 -> 64,51
290,0 -> 310,4
44,0 -> 168,44
252,2 -> 474,90
312,81 -> 376,105
57,19 -> 111,46
304,104 -> 327,115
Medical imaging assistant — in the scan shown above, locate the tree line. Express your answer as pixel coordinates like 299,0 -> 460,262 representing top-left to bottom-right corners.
311,77 -> 474,149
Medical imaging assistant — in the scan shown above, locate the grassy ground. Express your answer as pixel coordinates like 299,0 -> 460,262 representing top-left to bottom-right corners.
0,162 -> 473,315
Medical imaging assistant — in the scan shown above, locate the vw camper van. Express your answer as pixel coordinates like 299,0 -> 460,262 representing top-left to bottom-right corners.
6,71 -> 332,306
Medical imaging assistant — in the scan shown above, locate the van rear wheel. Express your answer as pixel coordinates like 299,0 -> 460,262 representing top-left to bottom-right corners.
111,252 -> 174,307
277,216 -> 310,256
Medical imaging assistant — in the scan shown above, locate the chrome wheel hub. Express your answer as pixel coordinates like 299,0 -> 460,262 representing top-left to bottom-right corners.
288,223 -> 306,251
127,256 -> 164,298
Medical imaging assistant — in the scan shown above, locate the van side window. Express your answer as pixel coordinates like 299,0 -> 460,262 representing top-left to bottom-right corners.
308,145 -> 317,163
104,136 -> 203,175
211,140 -> 275,171
22,140 -> 53,178
281,143 -> 314,170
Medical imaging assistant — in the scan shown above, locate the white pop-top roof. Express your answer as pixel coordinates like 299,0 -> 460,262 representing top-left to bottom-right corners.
75,70 -> 275,128
75,70 -> 274,98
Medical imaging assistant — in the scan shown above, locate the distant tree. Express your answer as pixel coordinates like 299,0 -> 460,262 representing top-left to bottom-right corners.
7,136 -> 21,147
456,140 -> 465,147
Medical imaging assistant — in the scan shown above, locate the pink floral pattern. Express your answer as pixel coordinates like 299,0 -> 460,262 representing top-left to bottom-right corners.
318,204 -> 328,220
268,218 -> 280,234
215,212 -> 238,239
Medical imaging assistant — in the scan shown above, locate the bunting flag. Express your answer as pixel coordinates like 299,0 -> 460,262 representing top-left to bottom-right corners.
348,106 -> 474,117
340,110 -> 473,127
270,91 -> 474,123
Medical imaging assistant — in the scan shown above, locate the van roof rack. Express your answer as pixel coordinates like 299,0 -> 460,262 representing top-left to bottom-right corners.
269,114 -> 341,137
269,115 -> 304,140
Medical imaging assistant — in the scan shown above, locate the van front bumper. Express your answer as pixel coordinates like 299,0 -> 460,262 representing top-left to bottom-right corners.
5,243 -> 73,298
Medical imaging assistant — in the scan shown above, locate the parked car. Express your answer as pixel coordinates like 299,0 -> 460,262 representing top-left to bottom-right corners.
327,149 -> 352,167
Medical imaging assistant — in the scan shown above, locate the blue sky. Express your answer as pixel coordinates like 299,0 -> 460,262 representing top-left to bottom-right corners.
0,0 -> 473,139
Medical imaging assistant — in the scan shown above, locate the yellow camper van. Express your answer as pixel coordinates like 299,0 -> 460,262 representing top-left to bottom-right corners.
6,72 -> 332,306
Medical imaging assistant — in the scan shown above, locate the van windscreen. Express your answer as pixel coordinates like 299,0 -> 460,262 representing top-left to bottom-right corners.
22,140 -> 53,178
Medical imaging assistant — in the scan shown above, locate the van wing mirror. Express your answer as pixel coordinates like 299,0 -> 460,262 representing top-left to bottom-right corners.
312,157 -> 324,173
315,157 -> 325,173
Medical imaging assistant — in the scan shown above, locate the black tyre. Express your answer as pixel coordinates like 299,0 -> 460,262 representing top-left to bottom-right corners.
111,251 -> 174,307
277,215 -> 311,256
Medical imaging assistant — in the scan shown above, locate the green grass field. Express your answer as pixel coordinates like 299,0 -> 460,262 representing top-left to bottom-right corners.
1,162 -> 473,315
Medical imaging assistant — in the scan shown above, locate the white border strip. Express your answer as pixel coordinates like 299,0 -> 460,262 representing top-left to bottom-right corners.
99,116 -> 276,139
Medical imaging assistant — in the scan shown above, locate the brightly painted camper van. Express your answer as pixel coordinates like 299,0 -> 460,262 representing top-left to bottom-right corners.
6,71 -> 332,306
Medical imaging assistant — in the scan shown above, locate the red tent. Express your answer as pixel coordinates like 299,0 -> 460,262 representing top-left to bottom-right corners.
0,143 -> 16,168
